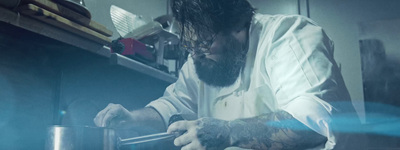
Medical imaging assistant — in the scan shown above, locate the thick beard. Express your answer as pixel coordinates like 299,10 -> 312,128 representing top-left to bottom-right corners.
193,37 -> 247,87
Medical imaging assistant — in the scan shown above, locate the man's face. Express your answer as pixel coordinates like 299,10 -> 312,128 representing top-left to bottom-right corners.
192,26 -> 248,87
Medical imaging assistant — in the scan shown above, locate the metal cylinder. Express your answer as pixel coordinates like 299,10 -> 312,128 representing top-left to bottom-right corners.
45,126 -> 117,150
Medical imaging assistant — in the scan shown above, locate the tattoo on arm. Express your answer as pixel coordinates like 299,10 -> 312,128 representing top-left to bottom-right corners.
228,111 -> 327,150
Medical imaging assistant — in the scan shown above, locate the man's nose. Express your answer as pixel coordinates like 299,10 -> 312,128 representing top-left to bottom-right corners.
209,37 -> 225,54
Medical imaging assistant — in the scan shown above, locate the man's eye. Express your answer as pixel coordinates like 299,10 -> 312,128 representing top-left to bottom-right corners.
235,27 -> 244,33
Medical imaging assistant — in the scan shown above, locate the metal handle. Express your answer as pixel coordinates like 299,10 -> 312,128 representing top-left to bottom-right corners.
118,132 -> 178,146
118,114 -> 187,146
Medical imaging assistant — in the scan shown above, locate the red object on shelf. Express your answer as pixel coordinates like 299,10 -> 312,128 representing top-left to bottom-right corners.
111,38 -> 155,62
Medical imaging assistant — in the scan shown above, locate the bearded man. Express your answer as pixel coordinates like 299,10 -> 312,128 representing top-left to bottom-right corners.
94,0 -> 355,149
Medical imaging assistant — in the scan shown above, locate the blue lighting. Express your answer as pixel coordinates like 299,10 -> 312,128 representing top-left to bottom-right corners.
60,110 -> 66,116
267,101 -> 400,137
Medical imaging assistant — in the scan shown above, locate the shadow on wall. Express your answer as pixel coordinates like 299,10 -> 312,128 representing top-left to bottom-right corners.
360,39 -> 400,121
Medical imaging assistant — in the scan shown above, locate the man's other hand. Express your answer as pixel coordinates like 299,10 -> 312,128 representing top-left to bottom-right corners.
93,103 -> 134,128
167,118 -> 231,150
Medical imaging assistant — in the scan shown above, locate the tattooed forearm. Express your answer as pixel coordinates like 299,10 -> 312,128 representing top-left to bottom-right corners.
228,110 -> 327,150
190,111 -> 326,150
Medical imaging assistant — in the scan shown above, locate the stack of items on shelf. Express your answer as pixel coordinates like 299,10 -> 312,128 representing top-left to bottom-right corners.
110,5 -> 186,76
6,0 -> 113,45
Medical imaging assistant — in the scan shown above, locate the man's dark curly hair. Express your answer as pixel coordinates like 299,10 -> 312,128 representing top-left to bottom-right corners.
171,0 -> 255,43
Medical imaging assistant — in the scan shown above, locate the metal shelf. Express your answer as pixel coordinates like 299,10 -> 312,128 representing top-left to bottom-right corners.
0,7 -> 110,57
0,7 -> 177,83
109,52 -> 177,83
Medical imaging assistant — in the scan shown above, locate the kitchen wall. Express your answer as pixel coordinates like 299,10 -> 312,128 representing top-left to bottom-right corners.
308,0 -> 400,121
306,1 -> 400,148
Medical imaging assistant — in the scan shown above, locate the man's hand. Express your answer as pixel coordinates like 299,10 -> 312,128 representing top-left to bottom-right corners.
93,103 -> 135,128
167,118 -> 231,150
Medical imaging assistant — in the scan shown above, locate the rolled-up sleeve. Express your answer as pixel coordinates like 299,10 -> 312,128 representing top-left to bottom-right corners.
146,58 -> 199,127
265,16 -> 351,149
